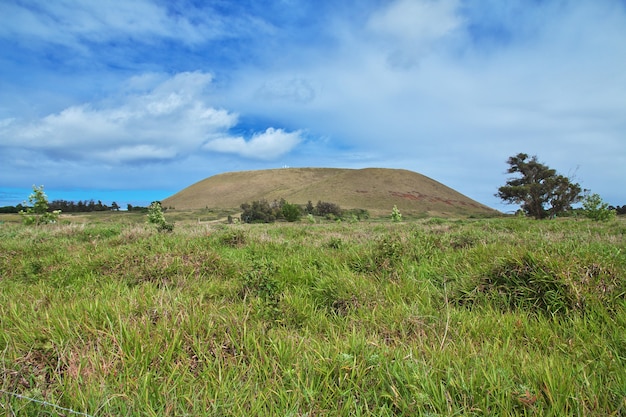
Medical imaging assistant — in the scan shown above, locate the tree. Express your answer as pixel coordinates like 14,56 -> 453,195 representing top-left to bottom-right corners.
314,200 -> 343,218
19,185 -> 61,225
582,193 -> 616,222
609,205 -> 626,215
240,199 -> 277,223
147,201 -> 173,231
496,153 -> 582,219
281,201 -> 302,222
391,205 -> 402,222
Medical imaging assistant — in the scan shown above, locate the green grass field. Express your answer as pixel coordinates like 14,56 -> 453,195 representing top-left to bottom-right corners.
1,214 -> 625,416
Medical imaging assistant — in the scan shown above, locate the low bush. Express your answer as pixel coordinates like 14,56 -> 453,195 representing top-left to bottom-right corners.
582,193 -> 616,222
147,201 -> 174,232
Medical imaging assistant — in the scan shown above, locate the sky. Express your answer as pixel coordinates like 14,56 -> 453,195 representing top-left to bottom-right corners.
1,0 -> 625,211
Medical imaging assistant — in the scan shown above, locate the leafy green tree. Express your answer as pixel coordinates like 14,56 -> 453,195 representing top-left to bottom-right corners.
241,199 -> 278,223
496,153 -> 582,219
582,193 -> 616,222
19,185 -> 60,225
281,201 -> 302,222
147,201 -> 173,231
314,200 -> 343,218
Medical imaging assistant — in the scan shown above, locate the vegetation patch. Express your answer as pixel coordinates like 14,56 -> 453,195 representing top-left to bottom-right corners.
456,252 -> 625,316
1,216 -> 625,416
218,228 -> 248,247
349,234 -> 407,277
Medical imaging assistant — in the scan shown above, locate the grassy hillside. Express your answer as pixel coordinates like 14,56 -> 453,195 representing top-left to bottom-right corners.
162,168 -> 498,217
1,217 -> 625,416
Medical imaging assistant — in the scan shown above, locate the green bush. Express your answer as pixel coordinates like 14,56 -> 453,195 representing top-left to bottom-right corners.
344,208 -> 369,221
147,201 -> 174,232
240,199 -> 303,223
19,185 -> 61,225
281,201 -> 302,222
240,199 -> 279,223
314,200 -> 342,218
582,193 -> 616,222
391,205 -> 402,222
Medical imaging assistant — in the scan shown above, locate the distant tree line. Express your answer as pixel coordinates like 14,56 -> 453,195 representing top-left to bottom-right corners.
609,205 -> 626,215
0,204 -> 26,214
0,200 -> 149,213
48,199 -> 120,212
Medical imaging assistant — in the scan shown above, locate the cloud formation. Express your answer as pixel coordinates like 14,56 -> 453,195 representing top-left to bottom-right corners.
366,0 -> 461,68
203,128 -> 303,160
0,0 -> 625,209
225,0 -> 626,205
0,72 -> 302,165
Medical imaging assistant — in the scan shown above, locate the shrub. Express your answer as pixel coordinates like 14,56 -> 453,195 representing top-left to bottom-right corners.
391,205 -> 402,222
19,185 -> 61,225
240,199 -> 302,223
314,200 -> 343,218
240,199 -> 279,223
147,201 -> 174,232
582,193 -> 616,222
281,201 -> 302,222
344,208 -> 369,221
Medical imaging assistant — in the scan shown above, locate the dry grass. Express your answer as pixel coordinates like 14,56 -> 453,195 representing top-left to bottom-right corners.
162,167 -> 498,217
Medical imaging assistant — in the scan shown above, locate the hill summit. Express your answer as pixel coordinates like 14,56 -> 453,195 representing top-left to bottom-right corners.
162,167 -> 497,217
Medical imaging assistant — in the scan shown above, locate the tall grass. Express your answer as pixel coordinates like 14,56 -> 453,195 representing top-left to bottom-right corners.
1,217 -> 625,415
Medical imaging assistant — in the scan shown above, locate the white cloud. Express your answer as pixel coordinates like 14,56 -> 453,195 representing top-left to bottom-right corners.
203,128 -> 303,160
96,145 -> 178,163
366,0 -> 461,68
367,0 -> 460,42
0,70 -> 305,166
0,72 -> 252,164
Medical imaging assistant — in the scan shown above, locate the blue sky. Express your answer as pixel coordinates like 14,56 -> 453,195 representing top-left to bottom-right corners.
1,0 -> 625,211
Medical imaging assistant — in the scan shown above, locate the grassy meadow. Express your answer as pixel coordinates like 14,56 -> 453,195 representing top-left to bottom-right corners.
1,213 -> 625,416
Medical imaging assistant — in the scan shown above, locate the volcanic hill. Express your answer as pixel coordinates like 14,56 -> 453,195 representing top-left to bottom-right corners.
162,167 -> 497,217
